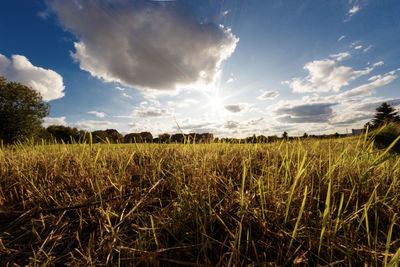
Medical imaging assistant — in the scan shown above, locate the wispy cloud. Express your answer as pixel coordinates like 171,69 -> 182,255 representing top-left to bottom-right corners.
348,5 -> 360,17
330,51 -> 350,61
122,92 -> 133,99
88,111 -> 106,118
74,120 -> 117,130
363,45 -> 373,52
257,91 -> 279,100
373,61 -> 384,67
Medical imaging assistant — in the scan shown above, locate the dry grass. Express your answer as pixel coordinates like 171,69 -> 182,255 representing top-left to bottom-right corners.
0,135 -> 400,266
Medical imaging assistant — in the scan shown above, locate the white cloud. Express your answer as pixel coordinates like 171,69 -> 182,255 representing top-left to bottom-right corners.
42,116 -> 67,127
50,0 -> 238,91
348,5 -> 360,16
227,77 -> 236,83
119,103 -> 173,118
172,98 -> 200,108
115,86 -> 125,91
363,45 -> 373,52
354,45 -> 363,50
368,75 -> 382,81
0,54 -> 65,101
222,10 -> 229,16
122,92 -> 133,99
88,111 -> 106,118
338,74 -> 397,99
330,52 -> 351,61
74,120 -> 117,130
134,108 -> 171,118
224,120 -> 239,129
373,61 -> 384,67
224,103 -> 247,113
338,35 -> 346,41
257,90 -> 279,100
285,59 -> 372,93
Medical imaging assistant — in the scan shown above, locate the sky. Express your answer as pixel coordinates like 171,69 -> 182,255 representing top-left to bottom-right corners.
1,0 -> 400,137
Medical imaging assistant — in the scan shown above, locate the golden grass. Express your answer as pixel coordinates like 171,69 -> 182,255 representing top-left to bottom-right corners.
0,136 -> 400,265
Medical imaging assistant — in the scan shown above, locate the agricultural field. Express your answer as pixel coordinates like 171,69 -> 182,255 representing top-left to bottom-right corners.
1,135 -> 400,266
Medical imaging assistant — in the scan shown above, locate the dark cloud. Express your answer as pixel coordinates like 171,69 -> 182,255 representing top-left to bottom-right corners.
276,103 -> 336,123
224,104 -> 247,113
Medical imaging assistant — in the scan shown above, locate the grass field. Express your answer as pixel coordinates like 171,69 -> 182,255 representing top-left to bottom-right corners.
1,135 -> 400,266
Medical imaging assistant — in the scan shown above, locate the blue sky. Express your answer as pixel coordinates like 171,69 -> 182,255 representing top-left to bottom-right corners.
1,0 -> 399,137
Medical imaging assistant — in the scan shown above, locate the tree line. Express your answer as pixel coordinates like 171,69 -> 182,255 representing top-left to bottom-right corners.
1,77 -> 399,145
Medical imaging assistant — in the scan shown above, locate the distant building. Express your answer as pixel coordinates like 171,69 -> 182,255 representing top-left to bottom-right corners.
351,129 -> 363,136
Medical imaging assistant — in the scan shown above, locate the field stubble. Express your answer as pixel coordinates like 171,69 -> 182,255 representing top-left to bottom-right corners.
0,135 -> 400,266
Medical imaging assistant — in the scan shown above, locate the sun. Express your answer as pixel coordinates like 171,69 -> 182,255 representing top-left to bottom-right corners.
208,93 -> 223,111
200,87 -> 230,115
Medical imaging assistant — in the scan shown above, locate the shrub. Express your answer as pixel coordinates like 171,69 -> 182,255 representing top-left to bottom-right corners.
371,123 -> 400,153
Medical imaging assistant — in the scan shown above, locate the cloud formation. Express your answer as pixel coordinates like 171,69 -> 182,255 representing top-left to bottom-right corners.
88,111 -> 105,118
338,74 -> 397,99
74,120 -> 117,130
348,5 -> 360,17
330,52 -> 350,61
257,90 -> 279,100
275,103 -> 336,123
373,61 -> 384,67
50,0 -> 238,91
42,116 -> 67,127
285,59 -> 372,93
224,104 -> 247,113
120,101 -> 172,118
0,54 -> 65,101
134,107 -> 172,118
224,120 -> 239,129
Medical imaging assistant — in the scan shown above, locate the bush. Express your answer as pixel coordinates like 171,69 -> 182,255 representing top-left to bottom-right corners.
371,123 -> 400,153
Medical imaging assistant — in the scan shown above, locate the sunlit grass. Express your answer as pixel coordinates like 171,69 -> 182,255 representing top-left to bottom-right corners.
0,134 -> 400,265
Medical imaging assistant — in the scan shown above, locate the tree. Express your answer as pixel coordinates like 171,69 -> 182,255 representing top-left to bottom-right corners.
366,102 -> 400,130
282,131 -> 288,139
158,133 -> 170,143
0,77 -> 49,144
105,129 -> 123,143
47,125 -> 86,143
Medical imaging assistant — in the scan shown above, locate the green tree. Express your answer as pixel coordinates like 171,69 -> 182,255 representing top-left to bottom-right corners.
366,102 -> 400,130
0,77 -> 49,144
47,125 -> 86,143
282,131 -> 288,139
